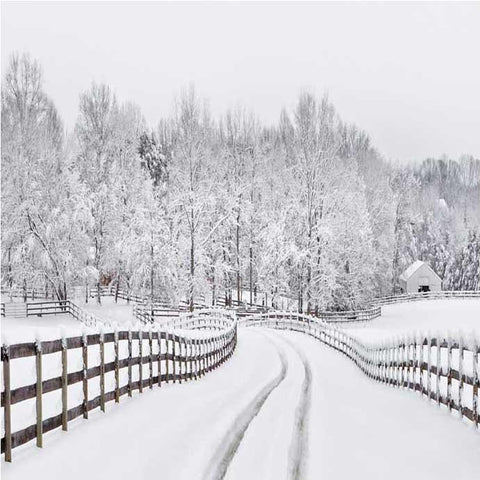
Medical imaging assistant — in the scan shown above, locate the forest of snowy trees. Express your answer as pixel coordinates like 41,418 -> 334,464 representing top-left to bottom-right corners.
2,53 -> 480,311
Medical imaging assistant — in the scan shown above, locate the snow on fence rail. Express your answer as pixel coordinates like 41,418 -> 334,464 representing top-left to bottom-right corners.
240,312 -> 480,431
1,312 -> 237,462
374,290 -> 480,306
163,309 -> 238,331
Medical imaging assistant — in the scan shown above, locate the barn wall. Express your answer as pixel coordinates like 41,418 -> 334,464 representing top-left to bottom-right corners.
405,264 -> 442,293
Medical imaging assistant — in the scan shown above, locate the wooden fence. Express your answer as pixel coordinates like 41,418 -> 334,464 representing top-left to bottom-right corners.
374,290 -> 480,306
0,287 -> 53,302
240,311 -> 480,430
135,302 -> 268,325
1,300 -> 102,327
313,305 -> 381,323
1,313 -> 237,462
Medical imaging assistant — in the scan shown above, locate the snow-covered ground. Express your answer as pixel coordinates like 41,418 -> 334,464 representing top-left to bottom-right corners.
78,296 -> 137,325
3,327 -> 480,480
344,299 -> 480,342
1,297 -> 138,345
2,314 -> 83,345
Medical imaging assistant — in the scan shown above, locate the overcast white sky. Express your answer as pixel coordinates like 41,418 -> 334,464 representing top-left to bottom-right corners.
2,1 -> 480,162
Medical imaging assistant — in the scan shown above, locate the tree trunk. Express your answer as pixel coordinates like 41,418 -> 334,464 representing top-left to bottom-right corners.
7,248 -> 13,289
115,275 -> 120,303
236,208 -> 241,305
189,233 -> 195,312
249,245 -> 253,306
212,265 -> 216,306
96,279 -> 101,305
150,241 -> 154,303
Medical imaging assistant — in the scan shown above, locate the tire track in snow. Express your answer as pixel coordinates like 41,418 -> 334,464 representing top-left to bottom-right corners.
280,334 -> 313,480
203,333 -> 288,480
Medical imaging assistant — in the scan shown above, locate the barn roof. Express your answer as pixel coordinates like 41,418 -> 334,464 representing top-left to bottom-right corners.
399,260 -> 441,282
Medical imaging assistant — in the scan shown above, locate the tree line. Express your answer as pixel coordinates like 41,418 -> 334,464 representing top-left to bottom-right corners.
2,53 -> 479,310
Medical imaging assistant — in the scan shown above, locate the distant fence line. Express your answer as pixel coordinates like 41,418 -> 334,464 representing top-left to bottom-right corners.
0,286 -> 54,302
1,300 -> 102,327
311,305 -> 381,323
373,290 -> 480,306
1,311 -> 237,462
3,290 -> 480,324
240,311 -> 479,431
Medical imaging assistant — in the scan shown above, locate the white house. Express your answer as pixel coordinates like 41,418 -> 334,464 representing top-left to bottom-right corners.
399,260 -> 442,294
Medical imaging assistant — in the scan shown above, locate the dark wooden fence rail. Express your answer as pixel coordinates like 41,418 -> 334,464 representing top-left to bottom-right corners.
240,312 -> 479,430
313,305 -> 381,323
1,315 -> 237,462
23,300 -> 101,327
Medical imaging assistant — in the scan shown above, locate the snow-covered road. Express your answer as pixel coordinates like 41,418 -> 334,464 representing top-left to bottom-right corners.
4,327 -> 480,480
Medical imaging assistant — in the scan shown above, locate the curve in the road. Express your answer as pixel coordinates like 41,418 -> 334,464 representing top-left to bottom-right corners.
203,333 -> 289,480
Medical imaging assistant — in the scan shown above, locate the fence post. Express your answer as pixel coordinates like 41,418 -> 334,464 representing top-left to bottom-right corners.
200,338 -> 204,377
189,337 -> 194,380
2,344 -> 12,462
473,342 -> 479,430
100,331 -> 105,412
186,336 -> 191,378
157,330 -> 162,387
128,329 -> 133,397
165,332 -> 170,384
211,337 -> 215,370
139,329 -> 143,393
411,337 -> 416,391
149,330 -> 153,390
458,338 -> 464,418
212,336 -> 216,369
62,336 -> 68,430
390,342 -> 395,386
389,343 -> 395,386
194,338 -> 199,380
436,337 -> 442,406
206,337 -> 210,372
383,342 -> 388,384
172,333 -> 177,383
36,339 -> 43,447
446,337 -> 452,411
114,328 -> 120,403
206,338 -> 212,373
400,339 -> 405,387
82,332 -> 88,418
178,336 -> 183,384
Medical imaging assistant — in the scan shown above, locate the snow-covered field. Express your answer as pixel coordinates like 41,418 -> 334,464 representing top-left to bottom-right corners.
2,298 -> 480,478
79,296 -> 137,325
344,299 -> 480,342
3,324 -> 480,479
2,314 -> 83,345
1,297 -> 139,345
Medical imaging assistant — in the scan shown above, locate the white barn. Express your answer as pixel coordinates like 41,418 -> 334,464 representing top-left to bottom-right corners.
399,260 -> 442,294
